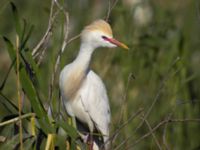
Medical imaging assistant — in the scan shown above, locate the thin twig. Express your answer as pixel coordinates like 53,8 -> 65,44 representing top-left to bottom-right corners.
162,104 -> 178,150
141,115 -> 162,150
32,0 -> 59,63
118,73 -> 135,126
127,118 -> 200,149
111,0 -> 119,11
66,34 -> 80,45
162,114 -> 171,150
106,0 -> 111,21
54,11 -> 69,72
114,57 -> 181,150
111,73 -> 135,149
32,0 -> 55,56
47,1 -> 70,116
109,108 -> 143,145
0,113 -> 35,127
106,0 -> 120,21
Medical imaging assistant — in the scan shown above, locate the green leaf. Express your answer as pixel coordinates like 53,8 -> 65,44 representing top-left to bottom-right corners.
3,35 -> 54,134
54,135 -> 66,150
0,92 -> 18,114
10,2 -> 22,39
20,24 -> 34,51
23,136 -> 36,150
20,68 -> 44,116
3,36 -> 15,62
19,67 -> 54,133
56,120 -> 78,139
0,58 -> 15,91
22,50 -> 40,80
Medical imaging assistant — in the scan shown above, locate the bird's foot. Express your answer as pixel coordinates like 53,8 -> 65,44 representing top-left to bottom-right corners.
79,133 -> 94,150
87,142 -> 93,150
87,134 -> 93,150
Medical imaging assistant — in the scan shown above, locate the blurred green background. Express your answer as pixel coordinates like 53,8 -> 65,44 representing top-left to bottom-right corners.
0,0 -> 200,149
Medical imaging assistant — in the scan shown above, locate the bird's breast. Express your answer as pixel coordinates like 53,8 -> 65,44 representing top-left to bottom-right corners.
60,66 -> 87,101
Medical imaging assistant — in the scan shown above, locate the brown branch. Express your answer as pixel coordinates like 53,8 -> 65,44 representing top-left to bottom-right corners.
66,34 -> 80,45
141,115 -> 162,150
106,0 -> 120,21
162,111 -> 175,150
108,108 -> 143,146
118,73 -> 135,126
54,11 -> 69,72
106,0 -> 111,21
162,116 -> 170,150
32,0 -> 59,62
127,118 -> 200,149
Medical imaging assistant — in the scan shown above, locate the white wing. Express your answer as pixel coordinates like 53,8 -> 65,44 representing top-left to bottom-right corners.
79,70 -> 111,141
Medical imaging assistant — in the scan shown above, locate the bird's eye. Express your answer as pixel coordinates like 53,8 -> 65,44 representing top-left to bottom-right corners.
102,36 -> 108,40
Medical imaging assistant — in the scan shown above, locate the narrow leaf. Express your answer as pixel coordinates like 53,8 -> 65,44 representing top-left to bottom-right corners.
0,92 -> 18,114
10,2 -> 22,39
19,67 -> 54,133
3,36 -> 15,61
56,120 -> 78,139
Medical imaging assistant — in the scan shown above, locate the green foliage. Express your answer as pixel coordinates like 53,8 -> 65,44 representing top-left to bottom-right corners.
0,0 -> 200,150
0,2 -> 78,149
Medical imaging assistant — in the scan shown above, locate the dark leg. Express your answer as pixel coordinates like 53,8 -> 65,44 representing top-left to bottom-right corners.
87,133 -> 93,150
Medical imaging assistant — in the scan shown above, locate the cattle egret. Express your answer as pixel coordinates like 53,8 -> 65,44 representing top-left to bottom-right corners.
59,19 -> 129,149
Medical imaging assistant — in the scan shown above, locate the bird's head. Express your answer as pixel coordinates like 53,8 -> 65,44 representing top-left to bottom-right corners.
81,20 -> 129,50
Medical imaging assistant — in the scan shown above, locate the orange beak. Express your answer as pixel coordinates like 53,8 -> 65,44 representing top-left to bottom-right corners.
102,36 -> 129,50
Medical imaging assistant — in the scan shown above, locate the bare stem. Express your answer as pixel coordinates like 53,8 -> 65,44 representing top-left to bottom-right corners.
0,113 -> 35,127
106,0 -> 120,21
16,35 -> 23,150
141,115 -> 162,150
109,108 -> 143,146
127,118 -> 200,149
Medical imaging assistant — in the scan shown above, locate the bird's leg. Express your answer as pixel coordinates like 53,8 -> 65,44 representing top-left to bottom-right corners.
72,116 -> 77,129
70,117 -> 90,144
68,116 -> 77,128
87,133 -> 93,150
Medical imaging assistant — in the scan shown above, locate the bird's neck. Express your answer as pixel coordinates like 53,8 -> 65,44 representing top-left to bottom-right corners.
73,43 -> 95,70
61,43 -> 95,100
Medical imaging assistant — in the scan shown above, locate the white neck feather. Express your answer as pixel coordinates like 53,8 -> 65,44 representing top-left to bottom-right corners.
60,43 -> 96,100
73,43 -> 95,70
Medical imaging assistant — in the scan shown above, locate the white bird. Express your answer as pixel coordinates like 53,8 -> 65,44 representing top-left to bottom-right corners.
59,19 -> 128,150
